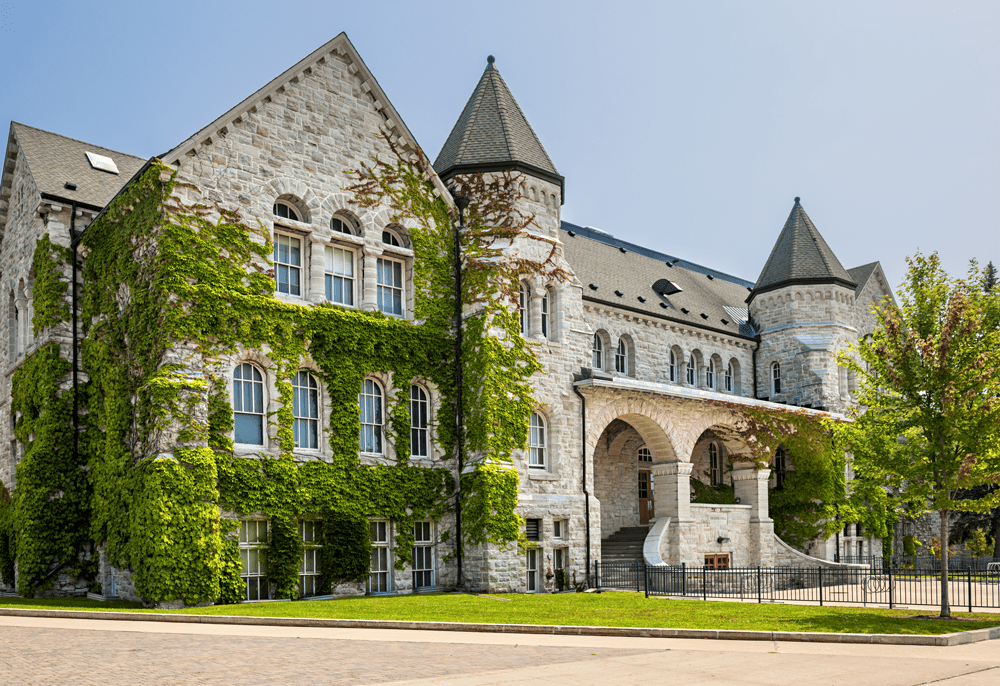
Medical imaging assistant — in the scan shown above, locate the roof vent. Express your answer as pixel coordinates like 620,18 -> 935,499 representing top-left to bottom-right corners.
700,313 -> 709,319
652,279 -> 682,296
637,296 -> 646,303
589,283 -> 599,290
64,182 -> 77,191
659,302 -> 669,309
614,290 -> 624,297
85,151 -> 119,175
680,307 -> 690,314
707,274 -> 714,280
721,318 -> 729,325
747,286 -> 753,292
618,247 -> 626,254
567,230 -> 576,237
665,261 -> 673,268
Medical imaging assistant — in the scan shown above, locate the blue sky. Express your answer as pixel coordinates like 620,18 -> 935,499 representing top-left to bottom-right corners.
2,1 -> 997,290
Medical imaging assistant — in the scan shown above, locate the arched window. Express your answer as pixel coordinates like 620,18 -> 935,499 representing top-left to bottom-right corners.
668,350 -> 676,382
706,359 -> 716,389
233,363 -> 265,446
615,338 -> 627,373
774,447 -> 787,489
686,354 -> 696,385
638,447 -> 652,463
382,229 -> 401,246
331,217 -> 353,235
592,334 -> 603,369
292,371 -> 319,450
528,412 -> 546,469
709,442 -> 722,486
273,201 -> 299,221
519,283 -> 530,335
724,362 -> 733,392
410,385 -> 429,458
771,362 -> 781,395
540,288 -> 549,338
360,379 -> 384,454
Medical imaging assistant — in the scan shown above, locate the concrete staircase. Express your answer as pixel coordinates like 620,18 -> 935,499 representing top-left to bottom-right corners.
600,526 -> 650,563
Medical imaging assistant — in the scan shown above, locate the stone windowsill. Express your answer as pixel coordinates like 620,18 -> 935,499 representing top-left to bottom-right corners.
527,470 -> 559,481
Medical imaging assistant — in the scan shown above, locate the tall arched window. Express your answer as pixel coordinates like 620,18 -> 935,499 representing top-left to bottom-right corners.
709,442 -> 722,486
706,359 -> 716,389
519,283 -> 529,335
592,334 -> 603,369
540,288 -> 549,338
686,354 -> 696,385
410,385 -> 429,458
292,371 -> 319,450
233,363 -> 264,446
774,447 -> 787,489
360,379 -> 384,454
724,362 -> 733,392
771,362 -> 781,395
528,412 -> 546,469
668,350 -> 676,382
615,338 -> 627,373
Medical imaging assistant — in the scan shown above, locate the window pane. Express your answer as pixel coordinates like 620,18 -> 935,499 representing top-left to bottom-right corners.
235,414 -> 263,445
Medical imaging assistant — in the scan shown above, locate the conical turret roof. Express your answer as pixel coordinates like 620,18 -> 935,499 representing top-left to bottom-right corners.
434,56 -> 563,199
748,199 -> 855,303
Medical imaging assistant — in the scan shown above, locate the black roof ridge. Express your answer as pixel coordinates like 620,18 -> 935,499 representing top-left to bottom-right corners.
560,221 -> 754,289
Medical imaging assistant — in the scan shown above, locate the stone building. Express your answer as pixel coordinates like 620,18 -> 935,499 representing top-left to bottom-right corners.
0,32 -> 894,603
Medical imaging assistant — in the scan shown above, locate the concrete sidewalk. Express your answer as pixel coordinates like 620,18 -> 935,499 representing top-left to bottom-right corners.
2,615 -> 1000,685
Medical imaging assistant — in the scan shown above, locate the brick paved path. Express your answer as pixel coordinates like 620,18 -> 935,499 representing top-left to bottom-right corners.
1,617 -> 998,685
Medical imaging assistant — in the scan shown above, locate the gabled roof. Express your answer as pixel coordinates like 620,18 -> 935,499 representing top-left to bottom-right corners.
0,123 -> 144,237
847,262 -> 878,295
748,199 -> 855,303
434,57 -> 563,200
560,222 -> 755,339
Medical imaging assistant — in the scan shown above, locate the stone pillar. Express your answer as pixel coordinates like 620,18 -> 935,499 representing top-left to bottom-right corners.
529,293 -> 544,338
360,246 -> 380,312
308,238 -> 326,304
732,467 -> 775,566
653,462 -> 694,565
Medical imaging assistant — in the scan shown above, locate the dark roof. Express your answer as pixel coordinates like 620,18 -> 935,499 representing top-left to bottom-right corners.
11,122 -> 145,209
748,200 -> 855,303
846,262 -> 879,295
434,58 -> 562,194
560,222 -> 755,339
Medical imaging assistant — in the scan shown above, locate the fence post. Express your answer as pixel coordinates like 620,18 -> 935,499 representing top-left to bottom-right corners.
682,562 -> 687,596
819,567 -> 823,607
757,566 -> 762,604
702,565 -> 707,601
645,564 -> 650,599
636,562 -> 641,594
968,569 -> 973,613
595,560 -> 600,592
889,565 -> 894,609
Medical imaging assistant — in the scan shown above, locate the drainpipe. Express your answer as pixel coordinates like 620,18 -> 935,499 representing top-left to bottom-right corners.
572,385 -> 592,586
69,203 -> 79,471
451,194 -> 469,589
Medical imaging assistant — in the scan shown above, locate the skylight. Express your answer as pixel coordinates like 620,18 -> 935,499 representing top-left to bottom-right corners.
85,151 -> 119,175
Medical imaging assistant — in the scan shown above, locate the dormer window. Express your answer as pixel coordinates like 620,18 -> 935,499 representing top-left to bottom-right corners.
273,202 -> 299,222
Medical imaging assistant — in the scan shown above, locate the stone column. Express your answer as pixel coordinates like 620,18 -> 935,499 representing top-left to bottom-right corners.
529,292 -> 544,338
652,462 -> 694,565
360,245 -> 381,312
308,238 -> 326,304
732,467 -> 774,566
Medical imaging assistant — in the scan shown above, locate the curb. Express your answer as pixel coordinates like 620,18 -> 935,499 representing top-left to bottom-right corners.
2,607 -> 999,646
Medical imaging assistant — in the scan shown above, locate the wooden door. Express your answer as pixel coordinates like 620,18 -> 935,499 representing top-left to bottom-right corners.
638,470 -> 654,525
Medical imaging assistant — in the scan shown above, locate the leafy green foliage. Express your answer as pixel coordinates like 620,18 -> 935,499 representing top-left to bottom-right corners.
29,234 -> 71,336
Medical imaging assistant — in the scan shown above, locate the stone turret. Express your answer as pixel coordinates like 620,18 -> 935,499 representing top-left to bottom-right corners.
748,199 -> 858,413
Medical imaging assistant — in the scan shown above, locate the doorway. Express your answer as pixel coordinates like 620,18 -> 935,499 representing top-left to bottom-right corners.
638,469 -> 654,525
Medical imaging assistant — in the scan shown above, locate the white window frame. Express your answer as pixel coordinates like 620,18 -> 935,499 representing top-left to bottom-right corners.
540,288 -> 549,338
615,338 -> 627,374
299,520 -> 321,597
376,256 -> 405,317
369,520 -> 392,594
707,359 -> 715,389
331,217 -> 354,235
292,371 -> 320,451
528,412 -> 546,470
273,232 -> 304,297
526,548 -> 540,592
592,334 -> 603,369
233,363 -> 265,446
382,228 -> 403,247
725,362 -> 733,392
412,521 -> 434,589
239,519 -> 268,601
553,519 -> 567,540
410,385 -> 430,459
273,201 -> 300,221
686,355 -> 696,385
324,244 -> 356,307
668,350 -> 676,382
772,362 -> 781,395
519,283 -> 530,335
553,547 -> 567,573
360,379 -> 384,455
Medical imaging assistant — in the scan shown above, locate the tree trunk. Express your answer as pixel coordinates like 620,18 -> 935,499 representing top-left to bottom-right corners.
939,508 -> 950,618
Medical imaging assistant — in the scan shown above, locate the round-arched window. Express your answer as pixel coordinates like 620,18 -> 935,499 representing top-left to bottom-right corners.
273,201 -> 299,221
360,379 -> 384,454
233,363 -> 265,446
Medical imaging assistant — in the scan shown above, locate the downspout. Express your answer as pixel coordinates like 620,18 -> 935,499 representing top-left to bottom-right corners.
452,195 -> 469,589
69,203 -> 79,472
572,385 -> 591,586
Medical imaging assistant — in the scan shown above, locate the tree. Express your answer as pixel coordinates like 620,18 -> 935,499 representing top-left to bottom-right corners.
836,253 -> 1000,617
983,261 -> 997,293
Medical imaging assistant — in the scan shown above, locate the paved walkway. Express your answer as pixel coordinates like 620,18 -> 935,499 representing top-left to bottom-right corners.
1,615 -> 998,685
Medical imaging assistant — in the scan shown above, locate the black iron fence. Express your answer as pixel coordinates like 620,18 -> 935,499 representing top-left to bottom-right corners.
836,555 -> 1000,571
593,561 -> 1000,611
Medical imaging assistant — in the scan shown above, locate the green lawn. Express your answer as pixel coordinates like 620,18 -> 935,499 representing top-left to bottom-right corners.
2,592 -> 999,635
